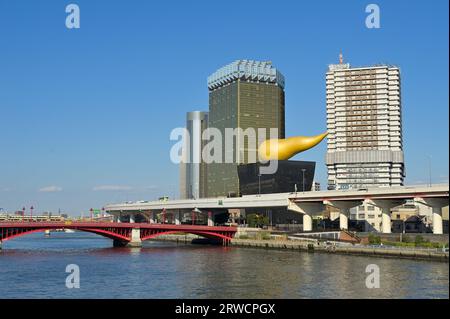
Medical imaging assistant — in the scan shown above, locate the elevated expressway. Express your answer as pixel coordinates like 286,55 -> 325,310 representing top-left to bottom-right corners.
105,184 -> 449,234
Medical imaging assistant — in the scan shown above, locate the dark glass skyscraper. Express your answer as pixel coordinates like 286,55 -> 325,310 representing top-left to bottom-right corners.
206,60 -> 285,197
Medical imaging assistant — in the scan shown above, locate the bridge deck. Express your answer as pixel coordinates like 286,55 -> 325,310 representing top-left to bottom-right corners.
0,222 -> 236,231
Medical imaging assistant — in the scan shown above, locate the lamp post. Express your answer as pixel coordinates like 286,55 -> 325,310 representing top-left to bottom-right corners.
90,208 -> 93,221
30,206 -> 34,221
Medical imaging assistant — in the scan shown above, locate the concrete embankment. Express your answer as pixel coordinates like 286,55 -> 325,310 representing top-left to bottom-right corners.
149,234 -> 448,262
230,239 -> 449,262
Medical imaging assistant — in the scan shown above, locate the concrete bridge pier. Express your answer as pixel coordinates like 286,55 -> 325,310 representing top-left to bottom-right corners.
174,211 -> 181,225
417,198 -> 449,234
288,201 -> 324,232
113,228 -> 142,248
368,199 -> 405,234
0,240 -> 2,250
303,214 -> 313,232
149,211 -> 156,224
326,200 -> 362,231
128,228 -> 142,247
208,211 -> 214,227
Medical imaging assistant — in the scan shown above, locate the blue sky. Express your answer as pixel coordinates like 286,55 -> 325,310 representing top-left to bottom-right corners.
0,0 -> 448,215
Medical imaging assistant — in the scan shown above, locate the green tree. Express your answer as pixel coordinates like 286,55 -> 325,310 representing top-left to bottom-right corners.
247,213 -> 269,228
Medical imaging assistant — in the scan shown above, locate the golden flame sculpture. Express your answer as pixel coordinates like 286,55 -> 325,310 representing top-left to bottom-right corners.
258,132 -> 328,161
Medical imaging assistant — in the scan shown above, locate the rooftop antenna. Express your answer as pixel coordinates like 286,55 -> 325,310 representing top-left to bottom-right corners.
339,51 -> 343,64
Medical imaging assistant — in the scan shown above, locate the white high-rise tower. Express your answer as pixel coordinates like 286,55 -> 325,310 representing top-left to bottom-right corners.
325,54 -> 405,232
326,55 -> 405,191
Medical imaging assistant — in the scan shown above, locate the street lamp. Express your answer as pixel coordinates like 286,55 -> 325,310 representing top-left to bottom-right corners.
90,208 -> 93,221
30,206 -> 34,221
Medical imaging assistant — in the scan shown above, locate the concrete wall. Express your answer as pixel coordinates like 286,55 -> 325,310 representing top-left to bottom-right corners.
357,232 -> 449,244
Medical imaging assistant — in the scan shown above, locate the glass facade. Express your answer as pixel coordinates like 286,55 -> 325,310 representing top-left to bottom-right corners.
238,161 -> 315,195
206,62 -> 285,197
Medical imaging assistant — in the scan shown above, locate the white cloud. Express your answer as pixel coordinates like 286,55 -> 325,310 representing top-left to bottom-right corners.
39,186 -> 63,192
93,185 -> 133,191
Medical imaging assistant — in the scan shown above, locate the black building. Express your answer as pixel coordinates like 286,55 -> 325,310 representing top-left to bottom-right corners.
237,160 -> 316,195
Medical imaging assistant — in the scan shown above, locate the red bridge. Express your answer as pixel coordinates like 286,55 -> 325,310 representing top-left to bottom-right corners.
0,222 -> 237,248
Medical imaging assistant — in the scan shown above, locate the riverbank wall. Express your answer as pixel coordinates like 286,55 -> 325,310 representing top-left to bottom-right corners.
149,234 -> 448,262
230,238 -> 448,262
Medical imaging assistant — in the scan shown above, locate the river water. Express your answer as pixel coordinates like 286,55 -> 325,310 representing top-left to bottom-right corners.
0,232 -> 448,299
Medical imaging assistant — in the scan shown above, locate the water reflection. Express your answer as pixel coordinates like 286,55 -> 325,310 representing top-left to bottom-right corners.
0,232 -> 448,298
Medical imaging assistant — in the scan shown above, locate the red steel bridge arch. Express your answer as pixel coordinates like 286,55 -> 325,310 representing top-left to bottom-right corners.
0,222 -> 237,246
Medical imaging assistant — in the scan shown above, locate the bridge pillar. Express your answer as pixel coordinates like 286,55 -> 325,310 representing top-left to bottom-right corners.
368,199 -> 405,234
208,211 -> 214,227
113,228 -> 142,247
325,200 -> 362,231
129,214 -> 135,223
0,240 -> 2,250
432,207 -> 443,235
175,211 -> 181,225
128,228 -> 142,247
149,211 -> 156,224
287,201 -> 324,232
417,198 -> 449,235
303,214 -> 313,232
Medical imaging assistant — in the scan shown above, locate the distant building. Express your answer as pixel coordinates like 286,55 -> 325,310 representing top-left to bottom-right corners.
238,161 -> 315,195
179,111 -> 209,199
206,60 -> 285,197
325,53 -> 405,232
325,54 -> 405,190
311,181 -> 321,192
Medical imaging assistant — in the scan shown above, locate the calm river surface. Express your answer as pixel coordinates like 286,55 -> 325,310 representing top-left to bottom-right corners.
0,232 -> 448,299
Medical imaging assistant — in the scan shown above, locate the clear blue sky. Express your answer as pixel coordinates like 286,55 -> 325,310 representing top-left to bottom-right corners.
0,0 -> 448,215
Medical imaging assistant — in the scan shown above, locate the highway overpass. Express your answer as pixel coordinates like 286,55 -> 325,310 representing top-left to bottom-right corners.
104,184 -> 449,234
